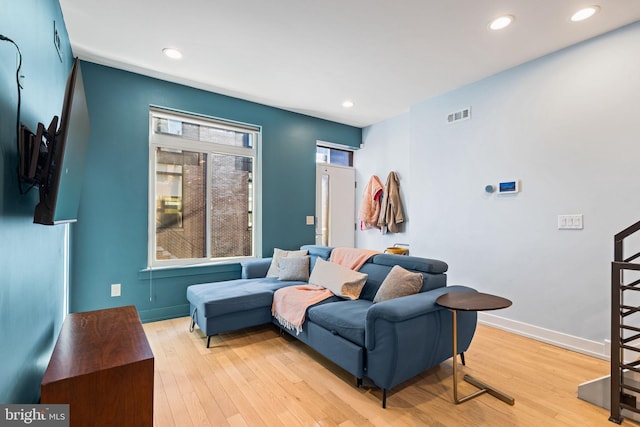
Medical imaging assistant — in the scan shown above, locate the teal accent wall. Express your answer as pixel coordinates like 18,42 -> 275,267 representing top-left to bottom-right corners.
0,0 -> 74,403
72,62 -> 362,321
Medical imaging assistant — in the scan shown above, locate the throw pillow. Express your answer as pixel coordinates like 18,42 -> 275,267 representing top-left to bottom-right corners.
373,265 -> 423,303
278,256 -> 310,281
266,248 -> 308,278
309,258 -> 368,300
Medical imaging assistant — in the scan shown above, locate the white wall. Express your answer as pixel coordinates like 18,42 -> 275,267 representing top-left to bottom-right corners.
359,22 -> 640,356
355,113 -> 411,252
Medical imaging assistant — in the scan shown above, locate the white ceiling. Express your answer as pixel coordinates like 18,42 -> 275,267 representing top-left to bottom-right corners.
59,0 -> 640,128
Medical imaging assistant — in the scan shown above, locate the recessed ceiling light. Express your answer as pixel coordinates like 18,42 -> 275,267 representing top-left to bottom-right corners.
163,48 -> 182,59
571,6 -> 600,22
342,100 -> 354,108
489,15 -> 514,31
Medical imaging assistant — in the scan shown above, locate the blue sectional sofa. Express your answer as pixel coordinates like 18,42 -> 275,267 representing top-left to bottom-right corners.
186,245 -> 478,407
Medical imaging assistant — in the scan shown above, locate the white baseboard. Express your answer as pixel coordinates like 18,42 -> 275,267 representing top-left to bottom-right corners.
478,312 -> 609,361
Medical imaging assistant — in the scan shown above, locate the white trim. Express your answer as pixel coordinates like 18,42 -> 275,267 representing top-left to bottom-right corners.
316,139 -> 358,151
63,223 -> 70,318
151,105 -> 260,133
318,163 -> 354,171
254,131 -> 263,258
148,114 -> 156,269
478,312 -> 609,361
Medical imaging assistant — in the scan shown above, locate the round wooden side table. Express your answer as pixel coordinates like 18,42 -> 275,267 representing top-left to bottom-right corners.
436,291 -> 515,405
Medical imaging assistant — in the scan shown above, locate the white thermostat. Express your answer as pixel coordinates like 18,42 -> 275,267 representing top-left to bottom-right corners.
498,180 -> 520,194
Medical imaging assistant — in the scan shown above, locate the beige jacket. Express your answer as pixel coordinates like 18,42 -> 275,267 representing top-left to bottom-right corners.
377,172 -> 404,233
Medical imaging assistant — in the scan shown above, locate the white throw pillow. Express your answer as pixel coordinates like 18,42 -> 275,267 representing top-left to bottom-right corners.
266,248 -> 308,278
308,258 -> 368,300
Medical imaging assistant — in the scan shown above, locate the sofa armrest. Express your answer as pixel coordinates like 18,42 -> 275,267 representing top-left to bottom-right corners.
241,258 -> 273,279
365,285 -> 476,346
364,285 -> 478,390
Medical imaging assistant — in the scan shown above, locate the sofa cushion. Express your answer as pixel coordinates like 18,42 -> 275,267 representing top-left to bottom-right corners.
308,300 -> 372,347
189,285 -> 272,318
358,255 -> 449,300
300,245 -> 334,270
278,256 -> 310,281
309,258 -> 368,299
373,265 -> 423,303
187,277 -> 305,318
241,257 -> 272,279
358,263 -> 394,301
370,254 -> 448,274
266,248 -> 308,278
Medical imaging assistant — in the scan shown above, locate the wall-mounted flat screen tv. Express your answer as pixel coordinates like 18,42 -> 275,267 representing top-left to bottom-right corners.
31,58 -> 90,225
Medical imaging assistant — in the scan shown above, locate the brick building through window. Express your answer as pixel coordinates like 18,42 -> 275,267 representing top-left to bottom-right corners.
149,109 -> 259,267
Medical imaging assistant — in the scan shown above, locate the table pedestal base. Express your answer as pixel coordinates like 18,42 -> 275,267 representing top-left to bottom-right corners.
451,308 -> 515,406
455,373 -> 515,405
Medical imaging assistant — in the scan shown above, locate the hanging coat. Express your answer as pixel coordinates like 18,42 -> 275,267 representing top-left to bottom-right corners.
377,171 -> 404,233
358,175 -> 384,230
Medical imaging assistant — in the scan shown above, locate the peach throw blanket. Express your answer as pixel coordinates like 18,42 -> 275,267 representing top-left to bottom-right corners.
330,247 -> 381,271
272,285 -> 333,335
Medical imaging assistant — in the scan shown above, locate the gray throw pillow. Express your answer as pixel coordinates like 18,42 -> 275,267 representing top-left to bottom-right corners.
266,248 -> 308,278
278,256 -> 310,281
373,265 -> 423,303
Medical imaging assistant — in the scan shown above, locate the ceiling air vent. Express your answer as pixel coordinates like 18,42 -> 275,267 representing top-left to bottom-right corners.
447,107 -> 471,124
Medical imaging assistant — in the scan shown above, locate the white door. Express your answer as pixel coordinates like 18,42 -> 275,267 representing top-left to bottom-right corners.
315,164 -> 355,247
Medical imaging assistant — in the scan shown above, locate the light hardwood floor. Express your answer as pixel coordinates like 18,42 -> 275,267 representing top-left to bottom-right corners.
144,318 -> 634,426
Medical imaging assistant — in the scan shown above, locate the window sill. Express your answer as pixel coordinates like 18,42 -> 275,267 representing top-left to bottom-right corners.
138,262 -> 242,281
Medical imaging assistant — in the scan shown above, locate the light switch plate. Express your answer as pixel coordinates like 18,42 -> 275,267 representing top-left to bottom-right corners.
558,214 -> 583,230
111,283 -> 121,297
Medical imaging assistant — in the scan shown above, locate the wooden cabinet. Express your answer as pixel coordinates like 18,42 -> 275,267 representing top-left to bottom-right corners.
41,306 -> 154,427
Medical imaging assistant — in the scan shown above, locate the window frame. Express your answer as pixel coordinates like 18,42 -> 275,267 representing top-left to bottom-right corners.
316,140 -> 354,167
148,107 -> 262,268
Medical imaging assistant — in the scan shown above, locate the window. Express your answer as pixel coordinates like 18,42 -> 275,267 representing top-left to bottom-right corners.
149,108 -> 260,267
316,144 -> 353,166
